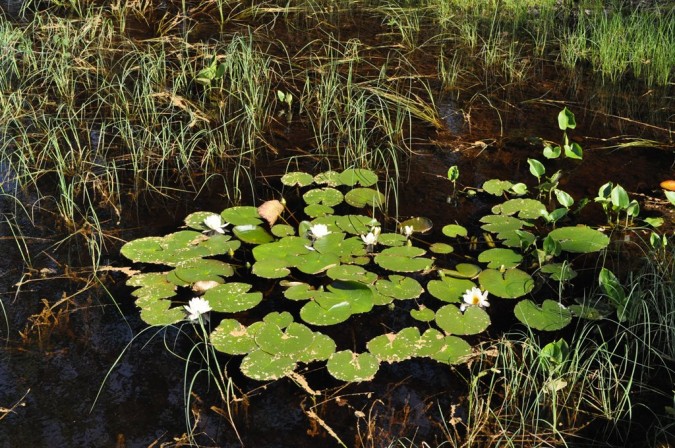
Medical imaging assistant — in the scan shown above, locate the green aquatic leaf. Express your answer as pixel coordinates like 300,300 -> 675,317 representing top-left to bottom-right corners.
479,268 -> 534,299
477,248 -> 522,269
514,299 -> 572,331
493,199 -> 547,220
416,328 -> 445,356
344,188 -> 385,208
128,272 -> 176,304
339,168 -> 378,187
233,225 -> 275,244
547,226 -> 610,253
211,319 -> 257,355
375,275 -> 424,300
204,282 -> 263,313
442,224 -> 468,238
377,233 -> 407,247
296,332 -> 337,363
283,282 -> 315,301
367,327 -> 420,362
326,265 -> 378,283
221,206 -> 263,226
427,277 -> 476,303
435,304 -> 490,335
482,179 -> 513,196
271,224 -> 295,237
139,300 -> 185,326
399,217 -> 433,233
251,259 -> 291,279
303,187 -> 344,206
256,322 -> 315,356
295,251 -> 340,274
334,215 -> 379,234
430,243 -> 454,254
240,349 -> 296,381
374,246 -> 433,273
281,171 -> 314,187
429,336 -> 472,364
327,350 -> 379,382
441,263 -> 481,279
304,203 -> 334,218
410,306 -> 435,322
171,259 -> 234,284
314,170 -> 342,186
184,211 -> 221,231
540,263 -> 577,281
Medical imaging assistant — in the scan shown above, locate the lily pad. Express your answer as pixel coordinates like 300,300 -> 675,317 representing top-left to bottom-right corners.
314,170 -> 342,186
375,275 -> 424,300
435,305 -> 490,335
327,350 -> 379,382
442,263 -> 481,279
296,332 -> 337,363
128,272 -> 176,304
367,327 -> 420,362
416,328 -> 446,356
480,214 -> 526,239
334,215 -> 379,234
204,282 -> 263,313
541,263 -> 577,281
477,248 -> 522,269
568,304 -> 604,320
139,300 -> 185,326
482,179 -> 513,196
374,246 -> 433,273
492,198 -> 547,220
256,322 -> 315,356
344,188 -> 385,208
184,211 -> 221,231
429,336 -> 472,364
303,188 -> 344,206
427,277 -> 476,303
410,306 -> 435,322
430,243 -> 454,254
281,171 -> 314,187
514,299 -> 573,331
295,251 -> 340,274
283,283 -> 315,301
170,259 -> 234,285
271,224 -> 295,237
442,224 -> 468,238
547,226 -> 610,254
252,259 -> 291,279
327,265 -> 378,283
339,168 -> 378,187
304,203 -> 334,218
400,217 -> 433,233
240,350 -> 296,381
479,268 -> 534,299
300,294 -> 353,326
233,225 -> 275,244
211,319 -> 257,355
378,233 -> 407,247
221,206 -> 263,226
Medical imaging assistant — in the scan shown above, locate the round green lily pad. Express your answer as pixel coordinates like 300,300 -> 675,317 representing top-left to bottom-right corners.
427,277 -> 476,303
304,203 -> 334,218
327,350 -> 379,382
240,350 -> 296,381
435,304 -> 490,335
256,322 -> 315,356
416,328 -> 445,356
220,206 -> 263,226
492,198 -> 547,220
314,170 -> 342,186
430,243 -> 454,254
479,268 -> 534,299
514,299 -> 573,331
374,246 -> 433,273
252,259 -> 291,279
296,332 -> 337,363
442,263 -> 482,279
400,217 -> 433,233
442,224 -> 468,238
429,336 -> 472,364
375,275 -> 424,300
281,171 -> 314,187
139,300 -> 185,326
483,179 -> 513,196
478,248 -> 523,269
271,224 -> 295,237
300,295 -> 353,326
184,211 -> 220,231
128,272 -> 176,303
233,225 -> 275,244
344,188 -> 385,208
377,233 -> 407,247
171,258 -> 234,284
410,306 -> 435,322
211,319 -> 257,355
326,265 -> 378,283
263,311 -> 294,328
284,283 -> 315,301
547,226 -> 610,253
367,327 -> 420,362
303,187 -> 344,206
339,168 -> 378,187
204,282 -> 263,313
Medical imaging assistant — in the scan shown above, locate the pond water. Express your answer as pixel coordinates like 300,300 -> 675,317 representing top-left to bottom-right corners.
0,2 -> 673,447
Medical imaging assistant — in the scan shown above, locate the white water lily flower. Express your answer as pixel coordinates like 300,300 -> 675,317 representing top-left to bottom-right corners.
361,227 -> 381,246
460,287 -> 490,312
310,223 -> 331,239
184,297 -> 212,321
403,225 -> 414,238
203,214 -> 228,234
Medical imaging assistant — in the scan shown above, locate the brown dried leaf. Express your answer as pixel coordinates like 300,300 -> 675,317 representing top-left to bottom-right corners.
257,200 -> 284,226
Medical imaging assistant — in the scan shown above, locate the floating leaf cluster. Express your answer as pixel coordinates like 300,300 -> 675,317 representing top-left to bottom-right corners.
121,166 -> 612,382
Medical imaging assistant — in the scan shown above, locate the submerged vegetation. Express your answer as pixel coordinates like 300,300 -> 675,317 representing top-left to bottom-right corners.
0,0 -> 673,446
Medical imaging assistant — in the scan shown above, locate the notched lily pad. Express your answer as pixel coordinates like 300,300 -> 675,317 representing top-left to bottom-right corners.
204,282 -> 263,313
482,179 -> 513,196
541,263 -> 577,281
400,217 -> 433,234
442,224 -> 467,238
435,304 -> 490,335
374,246 -> 433,273
375,275 -> 424,300
233,225 -> 275,244
367,327 -> 420,363
410,306 -> 435,322
327,350 -> 379,382
344,188 -> 385,208
430,243 -> 454,254
139,300 -> 185,326
339,168 -> 378,187
427,277 -> 476,303
514,299 -> 572,331
478,248 -> 522,269
493,198 -> 547,220
281,171 -> 314,187
221,206 -> 263,226
211,319 -> 257,355
429,336 -> 472,365
479,268 -> 534,299
303,187 -> 344,206
547,226 -> 610,253
442,263 -> 481,279
240,350 -> 296,381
